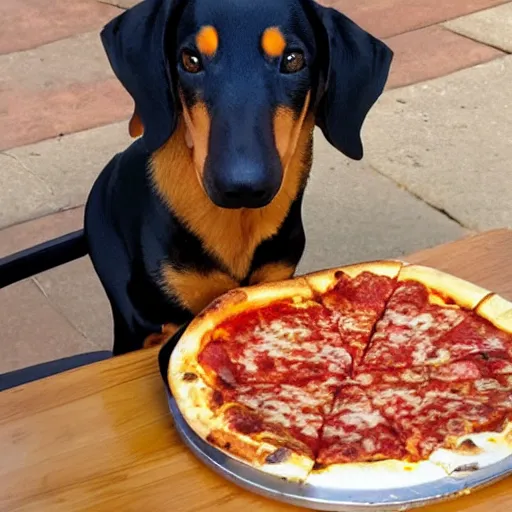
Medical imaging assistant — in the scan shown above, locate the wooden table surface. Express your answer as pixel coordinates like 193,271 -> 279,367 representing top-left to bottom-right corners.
2,229 -> 512,512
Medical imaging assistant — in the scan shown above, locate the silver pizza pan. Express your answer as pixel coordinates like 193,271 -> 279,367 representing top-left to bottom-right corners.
167,392 -> 512,511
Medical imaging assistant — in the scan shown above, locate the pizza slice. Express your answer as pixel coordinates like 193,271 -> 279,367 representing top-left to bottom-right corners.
212,382 -> 332,458
315,384 -> 406,466
169,278 -> 342,481
361,265 -> 492,370
362,366 -> 511,475
309,380 -> 448,490
203,297 -> 350,389
305,261 -> 402,366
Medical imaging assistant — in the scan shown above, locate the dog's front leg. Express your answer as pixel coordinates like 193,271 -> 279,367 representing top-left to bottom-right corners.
143,323 -> 181,349
249,262 -> 297,286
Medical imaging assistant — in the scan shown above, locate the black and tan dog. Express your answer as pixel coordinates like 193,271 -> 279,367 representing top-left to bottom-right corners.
84,0 -> 393,355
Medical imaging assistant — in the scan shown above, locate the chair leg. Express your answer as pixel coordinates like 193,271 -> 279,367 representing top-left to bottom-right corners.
0,351 -> 112,392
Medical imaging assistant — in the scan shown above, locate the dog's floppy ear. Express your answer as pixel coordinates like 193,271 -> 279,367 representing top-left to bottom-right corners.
312,5 -> 393,160
100,0 -> 183,153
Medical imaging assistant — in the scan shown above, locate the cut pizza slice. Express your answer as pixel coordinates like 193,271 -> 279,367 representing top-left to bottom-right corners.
203,297 -> 351,389
425,312 -> 512,367
171,277 -> 351,391
366,372 -> 512,472
169,278 -> 340,481
309,382 -> 448,490
169,364 -> 333,480
207,381 -> 332,463
305,261 -> 402,366
361,264 -> 492,370
316,384 -> 407,466
170,359 -> 321,480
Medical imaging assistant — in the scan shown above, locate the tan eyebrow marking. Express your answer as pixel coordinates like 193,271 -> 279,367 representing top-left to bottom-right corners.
196,25 -> 219,57
261,27 -> 286,58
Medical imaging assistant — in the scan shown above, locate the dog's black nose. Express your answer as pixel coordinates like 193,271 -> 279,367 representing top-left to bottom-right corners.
204,159 -> 282,209
221,183 -> 274,209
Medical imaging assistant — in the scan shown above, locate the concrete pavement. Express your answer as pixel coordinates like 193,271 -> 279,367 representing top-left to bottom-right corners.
1,0 -> 511,373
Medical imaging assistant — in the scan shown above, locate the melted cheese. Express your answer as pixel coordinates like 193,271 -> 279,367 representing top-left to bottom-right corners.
475,378 -> 502,391
402,369 -> 428,383
362,437 -> 376,453
342,411 -> 385,429
355,373 -> 373,386
372,388 -> 423,410
338,314 -> 372,333
238,319 -> 351,376
235,384 -> 324,436
308,460 -> 447,489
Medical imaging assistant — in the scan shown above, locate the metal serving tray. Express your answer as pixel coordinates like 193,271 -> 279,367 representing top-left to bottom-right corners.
167,392 -> 512,511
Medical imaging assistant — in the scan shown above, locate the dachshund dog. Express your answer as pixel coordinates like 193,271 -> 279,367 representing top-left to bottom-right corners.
84,0 -> 393,355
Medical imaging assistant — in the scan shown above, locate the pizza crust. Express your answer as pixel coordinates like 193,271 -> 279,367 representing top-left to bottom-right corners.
398,264 -> 492,310
429,423 -> 512,474
307,459 -> 447,489
206,413 -> 315,481
168,365 -> 218,440
304,260 -> 403,294
475,293 -> 512,334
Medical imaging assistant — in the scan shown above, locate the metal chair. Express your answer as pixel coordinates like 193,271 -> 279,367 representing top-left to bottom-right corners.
0,229 -> 113,390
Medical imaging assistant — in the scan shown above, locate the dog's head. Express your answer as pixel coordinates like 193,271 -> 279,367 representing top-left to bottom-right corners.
102,0 -> 392,209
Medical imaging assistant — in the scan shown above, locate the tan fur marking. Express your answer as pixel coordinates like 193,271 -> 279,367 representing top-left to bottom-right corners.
196,26 -> 219,57
129,110 -> 144,138
180,97 -> 211,181
249,262 -> 295,286
274,91 -> 311,170
262,27 -> 286,58
151,104 -> 314,281
163,266 -> 239,314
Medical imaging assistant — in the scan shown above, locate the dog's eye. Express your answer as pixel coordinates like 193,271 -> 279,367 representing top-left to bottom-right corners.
280,51 -> 305,74
181,49 -> 203,73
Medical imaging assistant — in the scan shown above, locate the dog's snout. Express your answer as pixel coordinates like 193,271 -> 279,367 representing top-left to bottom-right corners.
223,184 -> 272,209
206,159 -> 282,209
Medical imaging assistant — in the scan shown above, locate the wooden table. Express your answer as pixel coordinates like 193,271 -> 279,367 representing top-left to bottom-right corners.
2,229 -> 512,512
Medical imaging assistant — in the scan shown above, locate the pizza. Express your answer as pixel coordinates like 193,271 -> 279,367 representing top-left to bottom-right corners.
168,261 -> 512,489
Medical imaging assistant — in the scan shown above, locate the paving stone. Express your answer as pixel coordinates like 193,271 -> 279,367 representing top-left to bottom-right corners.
0,280 -> 94,374
0,151 -> 60,229
362,55 -> 512,232
324,0 -> 509,38
0,122 -> 132,229
444,3 -> 512,53
0,31 -> 114,92
0,0 -> 121,54
0,78 -> 132,150
297,129 -> 466,274
0,208 -> 84,258
100,0 -> 141,8
385,25 -> 504,89
33,257 -> 113,353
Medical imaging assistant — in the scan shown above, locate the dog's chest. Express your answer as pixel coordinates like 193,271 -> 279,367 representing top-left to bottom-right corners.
162,265 -> 240,315
160,214 -> 298,315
